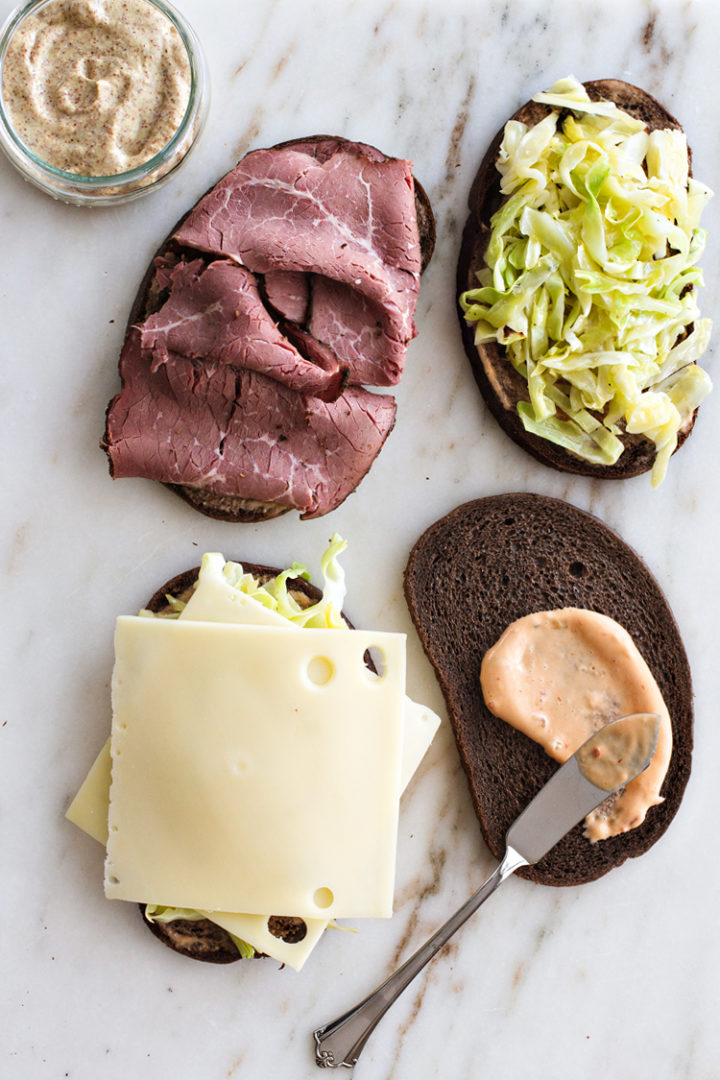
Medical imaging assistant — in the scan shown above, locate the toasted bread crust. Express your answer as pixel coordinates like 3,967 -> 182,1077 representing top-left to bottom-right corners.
457,80 -> 696,479
104,135 -> 435,523
404,494 -> 693,886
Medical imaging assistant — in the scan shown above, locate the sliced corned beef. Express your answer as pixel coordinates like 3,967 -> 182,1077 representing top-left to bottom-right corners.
308,276 -> 407,386
273,137 -> 389,164
139,258 -> 344,402
263,268 -> 406,386
280,322 -> 349,394
263,270 -> 310,323
106,329 -> 396,519
173,140 -> 421,348
104,137 -> 429,520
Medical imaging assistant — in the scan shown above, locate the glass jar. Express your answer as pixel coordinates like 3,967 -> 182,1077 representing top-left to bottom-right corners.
0,0 -> 209,206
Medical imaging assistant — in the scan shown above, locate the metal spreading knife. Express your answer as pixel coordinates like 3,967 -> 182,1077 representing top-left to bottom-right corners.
313,712 -> 661,1071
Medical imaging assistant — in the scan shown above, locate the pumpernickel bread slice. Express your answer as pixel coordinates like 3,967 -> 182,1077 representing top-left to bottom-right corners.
140,559 -> 346,964
457,80 -> 700,480
104,135 -> 435,523
404,494 -> 692,886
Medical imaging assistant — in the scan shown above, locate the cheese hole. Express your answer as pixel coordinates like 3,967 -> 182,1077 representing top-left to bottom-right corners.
313,887 -> 334,909
364,646 -> 386,679
108,875 -> 119,885
267,916 -> 307,943
306,656 -> 334,686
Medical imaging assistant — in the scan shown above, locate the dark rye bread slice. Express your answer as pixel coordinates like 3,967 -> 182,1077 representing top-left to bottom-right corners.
140,559 -> 338,964
106,135 -> 436,524
457,80 -> 697,479
404,494 -> 693,886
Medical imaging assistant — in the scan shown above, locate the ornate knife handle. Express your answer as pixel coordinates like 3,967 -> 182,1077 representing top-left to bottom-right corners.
313,846 -> 526,1070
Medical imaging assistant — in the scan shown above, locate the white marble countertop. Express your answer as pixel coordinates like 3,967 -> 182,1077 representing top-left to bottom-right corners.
2,1 -> 719,1077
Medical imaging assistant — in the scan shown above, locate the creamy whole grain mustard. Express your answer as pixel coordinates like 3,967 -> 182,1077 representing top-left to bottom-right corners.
0,0 -> 206,203
2,0 -> 191,176
480,608 -> 672,842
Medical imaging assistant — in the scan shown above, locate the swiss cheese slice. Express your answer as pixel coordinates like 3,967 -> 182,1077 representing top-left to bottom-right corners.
105,618 -> 406,919
400,699 -> 440,789
197,910 -> 329,970
67,696 -> 438,971
180,562 -> 440,791
180,558 -> 291,627
66,739 -> 113,845
67,693 -> 439,850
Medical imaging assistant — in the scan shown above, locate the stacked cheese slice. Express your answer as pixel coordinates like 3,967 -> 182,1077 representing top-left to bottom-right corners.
67,554 -> 440,970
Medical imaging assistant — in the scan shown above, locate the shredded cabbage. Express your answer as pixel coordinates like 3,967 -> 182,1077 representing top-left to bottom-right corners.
459,75 -> 713,485
139,534 -> 349,627
218,532 -> 348,628
144,904 -> 206,923
138,594 -> 186,618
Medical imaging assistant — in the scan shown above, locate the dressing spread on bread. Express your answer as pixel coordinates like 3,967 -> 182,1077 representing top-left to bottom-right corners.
2,0 -> 191,176
480,608 -> 671,841
576,713 -> 660,793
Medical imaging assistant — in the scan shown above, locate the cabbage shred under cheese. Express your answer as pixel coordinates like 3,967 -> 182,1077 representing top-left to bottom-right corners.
459,76 -> 713,485
141,533 -> 349,628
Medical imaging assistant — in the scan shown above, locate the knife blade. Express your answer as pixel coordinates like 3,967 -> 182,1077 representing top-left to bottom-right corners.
313,712 -> 661,1071
506,710 -> 661,865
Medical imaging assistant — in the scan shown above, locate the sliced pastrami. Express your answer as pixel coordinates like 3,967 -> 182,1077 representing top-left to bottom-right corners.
174,140 -> 421,347
106,329 -> 396,519
139,259 -> 344,403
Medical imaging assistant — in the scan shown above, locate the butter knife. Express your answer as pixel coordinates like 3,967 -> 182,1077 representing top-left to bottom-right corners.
313,712 -> 661,1070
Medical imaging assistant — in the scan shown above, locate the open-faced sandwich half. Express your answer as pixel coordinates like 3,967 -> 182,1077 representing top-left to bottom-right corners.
458,77 -> 713,484
103,136 -> 435,521
404,494 -> 693,886
67,536 -> 440,970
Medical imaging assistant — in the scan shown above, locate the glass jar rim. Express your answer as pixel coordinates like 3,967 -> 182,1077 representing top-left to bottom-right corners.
0,0 -> 204,187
